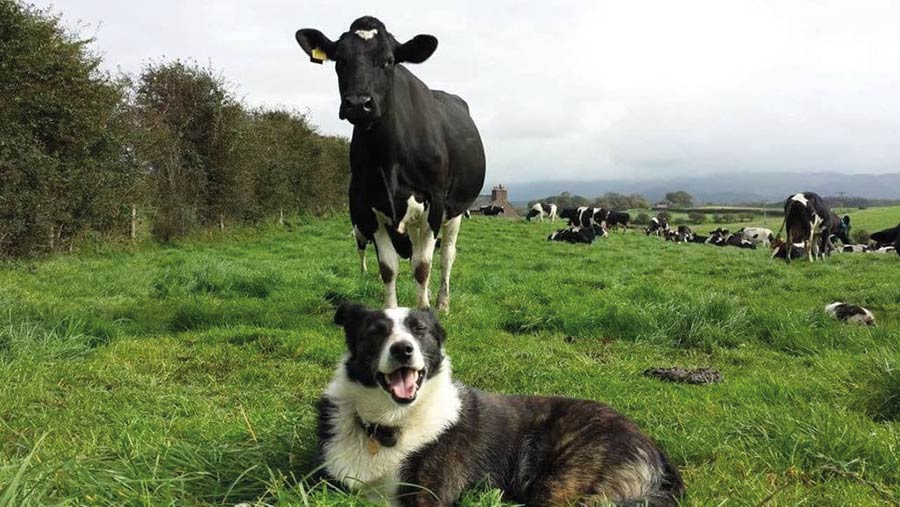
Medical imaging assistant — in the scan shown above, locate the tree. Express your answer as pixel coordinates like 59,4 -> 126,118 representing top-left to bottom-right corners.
687,212 -> 706,224
0,0 -> 138,255
132,60 -> 245,237
593,192 -> 649,210
664,191 -> 694,207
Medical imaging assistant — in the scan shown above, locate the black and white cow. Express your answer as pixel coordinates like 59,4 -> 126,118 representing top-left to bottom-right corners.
559,207 -> 607,235
547,226 -> 597,244
645,216 -> 669,236
870,222 -> 900,249
525,203 -> 558,222
781,192 -> 834,263
604,210 -> 631,232
688,234 -> 709,244
723,235 -> 756,249
707,228 -> 755,249
825,302 -> 875,326
737,227 -> 774,247
673,225 -> 694,242
296,17 -> 485,311
479,205 -> 504,216
770,239 -> 806,260
827,213 -> 851,245
840,244 -> 870,253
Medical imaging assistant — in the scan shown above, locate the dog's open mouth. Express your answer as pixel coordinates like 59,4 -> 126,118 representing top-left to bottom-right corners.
377,367 -> 425,404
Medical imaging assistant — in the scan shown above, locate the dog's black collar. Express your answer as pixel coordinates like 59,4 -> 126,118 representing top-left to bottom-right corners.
355,415 -> 399,447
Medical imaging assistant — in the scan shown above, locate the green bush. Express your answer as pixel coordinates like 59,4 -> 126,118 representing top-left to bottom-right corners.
688,212 -> 706,224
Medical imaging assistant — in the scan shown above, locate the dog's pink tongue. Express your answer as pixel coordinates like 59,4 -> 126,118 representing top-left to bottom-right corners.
388,369 -> 418,399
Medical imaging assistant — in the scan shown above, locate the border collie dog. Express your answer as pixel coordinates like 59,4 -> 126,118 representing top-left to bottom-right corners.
317,302 -> 684,506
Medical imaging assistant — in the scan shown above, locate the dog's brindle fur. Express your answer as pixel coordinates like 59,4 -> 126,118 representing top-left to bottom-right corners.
319,302 -> 684,506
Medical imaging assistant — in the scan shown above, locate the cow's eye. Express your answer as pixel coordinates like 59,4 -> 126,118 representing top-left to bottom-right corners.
382,57 -> 395,68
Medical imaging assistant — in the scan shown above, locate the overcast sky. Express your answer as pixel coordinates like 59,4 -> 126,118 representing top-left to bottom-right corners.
35,0 -> 900,186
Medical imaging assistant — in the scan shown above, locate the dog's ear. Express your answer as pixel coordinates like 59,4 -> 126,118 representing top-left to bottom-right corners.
423,308 -> 447,345
334,301 -> 369,328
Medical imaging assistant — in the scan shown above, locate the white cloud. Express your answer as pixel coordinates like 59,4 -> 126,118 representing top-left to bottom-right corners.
36,0 -> 900,186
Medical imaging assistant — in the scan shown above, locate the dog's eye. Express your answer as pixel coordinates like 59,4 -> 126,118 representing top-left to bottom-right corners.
410,321 -> 427,334
367,322 -> 388,337
381,57 -> 394,68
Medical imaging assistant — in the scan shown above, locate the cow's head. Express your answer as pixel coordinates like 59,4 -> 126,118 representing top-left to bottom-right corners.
296,16 -> 438,127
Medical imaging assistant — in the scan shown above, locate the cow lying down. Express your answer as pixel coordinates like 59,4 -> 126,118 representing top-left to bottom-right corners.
708,229 -> 756,249
771,240 -> 806,260
548,226 -> 597,244
825,302 -> 875,326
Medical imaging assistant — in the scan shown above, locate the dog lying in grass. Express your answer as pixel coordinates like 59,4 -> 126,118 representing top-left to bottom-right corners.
316,302 -> 684,506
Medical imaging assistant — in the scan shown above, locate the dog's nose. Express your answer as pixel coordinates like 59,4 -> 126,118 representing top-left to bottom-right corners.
390,341 -> 414,361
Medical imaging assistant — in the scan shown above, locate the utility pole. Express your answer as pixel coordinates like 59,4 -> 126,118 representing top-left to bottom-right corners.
762,201 -> 767,225
837,191 -> 845,213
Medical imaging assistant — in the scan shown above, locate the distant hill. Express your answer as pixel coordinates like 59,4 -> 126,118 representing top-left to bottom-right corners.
505,172 -> 900,204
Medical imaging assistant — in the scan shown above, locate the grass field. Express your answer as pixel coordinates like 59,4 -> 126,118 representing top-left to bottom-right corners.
2,209 -> 900,506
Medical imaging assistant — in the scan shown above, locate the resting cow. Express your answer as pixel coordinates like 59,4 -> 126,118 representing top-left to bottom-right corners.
296,16 -> 485,310
771,239 -> 806,260
738,227 -> 774,247
645,216 -> 669,236
870,222 -> 900,248
547,226 -> 597,244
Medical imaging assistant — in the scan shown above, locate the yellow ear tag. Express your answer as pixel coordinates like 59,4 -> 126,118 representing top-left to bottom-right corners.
311,47 -> 327,64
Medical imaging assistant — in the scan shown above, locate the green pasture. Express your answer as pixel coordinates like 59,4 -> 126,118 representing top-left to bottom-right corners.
1,211 -> 899,506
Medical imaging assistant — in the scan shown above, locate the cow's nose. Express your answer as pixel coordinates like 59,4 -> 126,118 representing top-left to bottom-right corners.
389,341 -> 414,361
341,95 -> 374,117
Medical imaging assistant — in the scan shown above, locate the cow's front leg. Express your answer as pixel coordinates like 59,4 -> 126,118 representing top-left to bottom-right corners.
373,226 -> 400,308
437,215 -> 461,312
408,221 -> 436,309
354,226 -> 368,274
808,231 -> 816,262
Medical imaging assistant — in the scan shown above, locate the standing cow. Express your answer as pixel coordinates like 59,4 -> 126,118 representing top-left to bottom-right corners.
781,192 -> 833,263
479,205 -> 505,216
526,203 -> 558,222
604,210 -> 631,232
296,17 -> 485,310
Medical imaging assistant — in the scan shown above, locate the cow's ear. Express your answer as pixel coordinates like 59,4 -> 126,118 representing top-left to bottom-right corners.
395,34 -> 437,64
334,301 -> 369,328
296,29 -> 336,64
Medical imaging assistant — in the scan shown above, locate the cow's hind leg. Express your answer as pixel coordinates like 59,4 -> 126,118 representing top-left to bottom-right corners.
408,222 -> 436,309
373,226 -> 400,308
437,215 -> 461,312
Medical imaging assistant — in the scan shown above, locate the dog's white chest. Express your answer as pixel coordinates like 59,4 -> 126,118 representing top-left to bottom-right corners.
320,365 -> 462,502
322,423 -> 405,499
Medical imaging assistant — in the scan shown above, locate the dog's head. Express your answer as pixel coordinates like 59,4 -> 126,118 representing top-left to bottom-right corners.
334,302 -> 446,406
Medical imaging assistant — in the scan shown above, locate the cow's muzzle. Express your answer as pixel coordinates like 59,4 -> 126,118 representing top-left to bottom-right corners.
339,95 -> 375,123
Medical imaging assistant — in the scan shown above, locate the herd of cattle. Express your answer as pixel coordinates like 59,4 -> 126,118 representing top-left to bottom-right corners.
300,15 -> 899,314
538,192 -> 900,261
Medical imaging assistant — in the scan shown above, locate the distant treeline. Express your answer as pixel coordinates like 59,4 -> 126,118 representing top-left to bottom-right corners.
0,1 -> 349,257
528,191 -> 650,210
